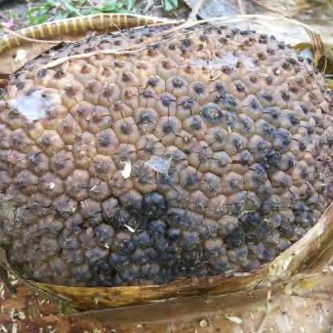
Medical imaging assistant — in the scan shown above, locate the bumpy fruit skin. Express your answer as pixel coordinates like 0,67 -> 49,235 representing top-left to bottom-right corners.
0,23 -> 332,287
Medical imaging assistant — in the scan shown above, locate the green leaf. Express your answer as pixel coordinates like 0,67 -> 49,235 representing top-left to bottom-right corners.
45,0 -> 57,6
81,7 -> 102,15
54,10 -> 69,21
26,7 -> 44,15
8,9 -> 19,21
27,10 -> 36,25
34,14 -> 49,24
74,0 -> 87,5
163,0 -> 178,11
26,6 -> 50,25
62,0 -> 81,15
126,0 -> 135,11
98,3 -> 124,13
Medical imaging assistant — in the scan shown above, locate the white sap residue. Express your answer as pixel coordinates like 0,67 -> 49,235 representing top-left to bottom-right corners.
189,52 -> 258,71
239,55 -> 259,71
299,48 -> 313,62
300,48 -> 314,71
223,51 -> 239,68
120,160 -> 132,179
8,90 -> 54,121
146,156 -> 172,175
124,224 -> 135,233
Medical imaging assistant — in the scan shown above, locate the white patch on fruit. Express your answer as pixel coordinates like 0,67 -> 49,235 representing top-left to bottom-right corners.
124,224 -> 135,233
121,161 -> 132,179
8,90 -> 54,121
300,48 -> 313,63
190,51 -> 258,72
146,156 -> 172,175
239,55 -> 259,71
223,51 -> 239,68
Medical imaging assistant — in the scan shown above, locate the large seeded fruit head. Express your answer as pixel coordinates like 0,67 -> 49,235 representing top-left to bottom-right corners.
0,23 -> 332,287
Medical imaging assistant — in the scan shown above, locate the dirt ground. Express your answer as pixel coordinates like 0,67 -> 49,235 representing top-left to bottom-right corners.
0,0 -> 35,32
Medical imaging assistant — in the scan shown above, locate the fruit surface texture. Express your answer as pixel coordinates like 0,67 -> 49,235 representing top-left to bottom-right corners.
0,23 -> 332,287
